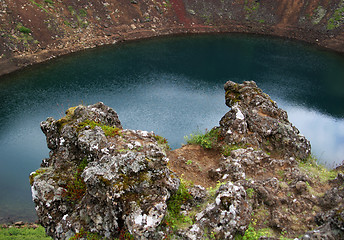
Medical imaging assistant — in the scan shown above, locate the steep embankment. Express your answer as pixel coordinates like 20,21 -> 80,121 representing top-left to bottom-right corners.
0,0 -> 344,76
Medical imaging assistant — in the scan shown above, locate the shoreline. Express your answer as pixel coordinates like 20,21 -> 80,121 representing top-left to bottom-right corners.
1,22 -> 343,79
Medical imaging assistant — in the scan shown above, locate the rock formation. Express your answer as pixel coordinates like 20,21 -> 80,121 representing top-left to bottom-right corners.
31,82 -> 344,239
219,80 -> 311,160
31,102 -> 180,239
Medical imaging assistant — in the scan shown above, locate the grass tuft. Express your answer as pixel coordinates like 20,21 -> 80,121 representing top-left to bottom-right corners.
0,226 -> 52,240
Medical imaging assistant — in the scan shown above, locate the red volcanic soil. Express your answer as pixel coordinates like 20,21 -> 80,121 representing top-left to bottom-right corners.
0,0 -> 343,77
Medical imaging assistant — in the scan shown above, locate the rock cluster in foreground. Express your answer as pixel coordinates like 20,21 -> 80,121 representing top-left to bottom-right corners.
31,81 -> 343,239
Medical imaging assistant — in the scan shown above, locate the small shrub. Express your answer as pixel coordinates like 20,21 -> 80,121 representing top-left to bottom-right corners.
164,178 -> 194,230
17,24 -> 31,34
184,128 -> 220,149
153,134 -> 171,151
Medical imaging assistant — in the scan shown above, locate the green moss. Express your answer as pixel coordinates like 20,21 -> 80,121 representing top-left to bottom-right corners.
56,106 -> 78,130
164,178 -> 194,231
77,119 -> 122,137
29,168 -> 48,185
221,144 -> 247,157
184,128 -> 221,149
0,226 -> 52,240
225,90 -> 241,104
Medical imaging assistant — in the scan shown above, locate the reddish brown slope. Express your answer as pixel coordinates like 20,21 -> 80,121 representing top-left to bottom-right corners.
0,0 -> 343,77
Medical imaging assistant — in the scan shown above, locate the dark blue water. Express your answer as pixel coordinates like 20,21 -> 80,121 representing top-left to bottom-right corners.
0,34 -> 343,223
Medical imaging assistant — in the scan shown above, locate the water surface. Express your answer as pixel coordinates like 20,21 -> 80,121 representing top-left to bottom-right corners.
0,34 -> 343,223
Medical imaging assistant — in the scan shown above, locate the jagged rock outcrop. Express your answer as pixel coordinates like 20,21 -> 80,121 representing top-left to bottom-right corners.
30,102 -> 180,239
180,182 -> 252,239
219,80 -> 311,160
30,84 -> 343,239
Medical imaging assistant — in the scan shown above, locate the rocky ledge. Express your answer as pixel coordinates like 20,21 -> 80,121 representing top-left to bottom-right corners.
31,81 -> 344,239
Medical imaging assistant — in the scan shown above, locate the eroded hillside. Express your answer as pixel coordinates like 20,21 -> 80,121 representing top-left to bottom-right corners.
0,0 -> 344,76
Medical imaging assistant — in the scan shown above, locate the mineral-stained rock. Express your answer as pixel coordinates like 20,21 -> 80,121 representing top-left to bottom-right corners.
219,80 -> 311,160
30,102 -> 179,239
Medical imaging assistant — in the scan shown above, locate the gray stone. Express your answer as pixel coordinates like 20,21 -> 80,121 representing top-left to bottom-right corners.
31,102 -> 179,239
219,80 -> 311,160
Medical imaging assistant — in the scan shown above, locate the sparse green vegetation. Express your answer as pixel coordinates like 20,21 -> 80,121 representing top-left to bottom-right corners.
17,24 -> 31,34
186,160 -> 193,165
184,128 -> 220,149
246,187 -> 255,198
164,178 -> 194,231
244,0 -> 260,20
79,9 -> 87,17
62,158 -> 88,204
207,180 -> 226,198
235,221 -> 273,240
29,0 -> 49,13
69,228 -> 104,240
153,134 -> 171,151
67,6 -> 89,28
0,226 -> 52,240
221,144 -> 245,156
29,168 -> 48,185
327,1 -> 344,30
299,155 -> 337,183
44,0 -> 54,4
77,119 -> 122,137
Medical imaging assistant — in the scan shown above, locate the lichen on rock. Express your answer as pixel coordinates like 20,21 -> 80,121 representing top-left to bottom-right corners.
31,84 -> 343,239
31,102 -> 179,239
219,80 -> 311,160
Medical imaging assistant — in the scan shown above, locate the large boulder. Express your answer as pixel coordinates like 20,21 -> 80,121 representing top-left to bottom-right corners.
30,102 -> 179,239
219,80 -> 311,160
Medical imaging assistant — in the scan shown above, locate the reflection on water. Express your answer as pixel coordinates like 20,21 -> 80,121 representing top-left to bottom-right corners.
0,34 -> 343,222
277,100 -> 344,168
